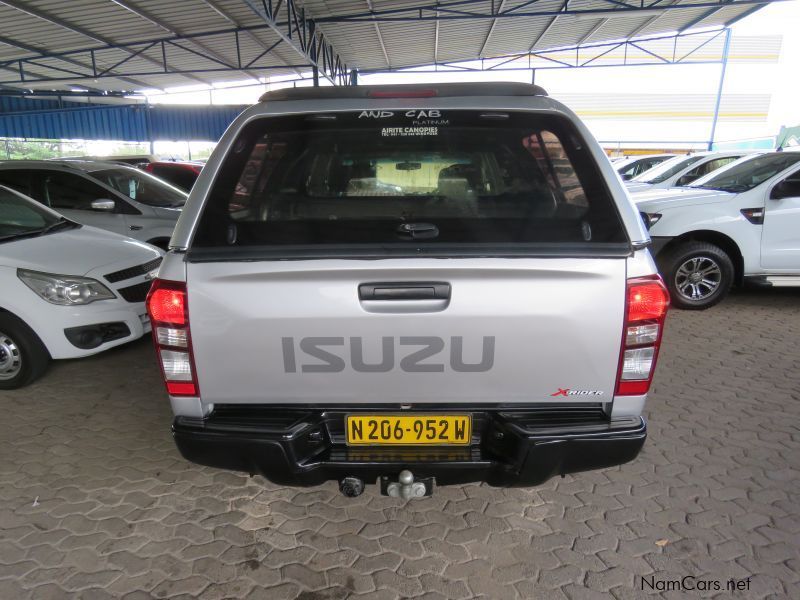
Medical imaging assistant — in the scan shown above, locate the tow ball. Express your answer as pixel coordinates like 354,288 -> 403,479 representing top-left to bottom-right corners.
381,470 -> 434,499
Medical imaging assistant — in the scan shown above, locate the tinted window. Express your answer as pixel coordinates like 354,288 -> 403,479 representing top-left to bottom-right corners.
677,157 -> 739,186
693,153 -> 800,193
191,111 -> 627,255
619,156 -> 669,179
41,171 -> 112,210
91,167 -> 187,207
0,170 -> 33,197
633,155 -> 703,184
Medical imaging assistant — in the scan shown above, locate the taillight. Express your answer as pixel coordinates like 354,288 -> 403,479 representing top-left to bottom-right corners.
616,276 -> 669,396
146,279 -> 199,397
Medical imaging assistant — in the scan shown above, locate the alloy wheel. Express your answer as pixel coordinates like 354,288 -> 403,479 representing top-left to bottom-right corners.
674,256 -> 722,301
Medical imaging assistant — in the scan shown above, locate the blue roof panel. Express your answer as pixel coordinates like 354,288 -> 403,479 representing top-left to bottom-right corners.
0,103 -> 247,141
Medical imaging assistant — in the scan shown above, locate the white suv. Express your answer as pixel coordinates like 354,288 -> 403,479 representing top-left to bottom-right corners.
0,160 -> 187,249
626,151 -> 747,193
635,151 -> 800,309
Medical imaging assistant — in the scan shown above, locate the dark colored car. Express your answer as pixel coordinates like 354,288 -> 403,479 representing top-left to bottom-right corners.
145,161 -> 203,193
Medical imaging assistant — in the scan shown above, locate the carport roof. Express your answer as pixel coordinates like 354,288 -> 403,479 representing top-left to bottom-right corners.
0,0 -> 783,93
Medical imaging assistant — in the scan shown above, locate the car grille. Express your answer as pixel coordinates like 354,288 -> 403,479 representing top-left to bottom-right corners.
117,281 -> 152,303
105,257 -> 162,283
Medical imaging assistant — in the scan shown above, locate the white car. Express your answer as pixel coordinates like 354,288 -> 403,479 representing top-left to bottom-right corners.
635,151 -> 800,309
614,154 -> 674,180
626,151 -> 748,192
0,185 -> 163,388
0,160 -> 187,249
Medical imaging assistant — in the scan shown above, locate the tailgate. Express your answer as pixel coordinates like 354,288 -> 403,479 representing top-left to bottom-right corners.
187,258 -> 625,404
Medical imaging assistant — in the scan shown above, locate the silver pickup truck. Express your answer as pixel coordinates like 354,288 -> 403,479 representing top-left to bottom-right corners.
147,83 -> 669,498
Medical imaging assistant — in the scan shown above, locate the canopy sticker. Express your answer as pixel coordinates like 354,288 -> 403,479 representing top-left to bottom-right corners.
381,126 -> 439,137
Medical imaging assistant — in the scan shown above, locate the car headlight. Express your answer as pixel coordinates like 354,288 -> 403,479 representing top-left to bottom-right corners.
17,269 -> 116,305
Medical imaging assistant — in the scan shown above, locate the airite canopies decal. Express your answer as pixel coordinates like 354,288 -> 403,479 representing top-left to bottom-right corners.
358,109 -> 449,136
382,127 -> 438,137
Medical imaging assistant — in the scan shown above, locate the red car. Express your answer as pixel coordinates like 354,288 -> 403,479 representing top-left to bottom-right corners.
145,161 -> 203,192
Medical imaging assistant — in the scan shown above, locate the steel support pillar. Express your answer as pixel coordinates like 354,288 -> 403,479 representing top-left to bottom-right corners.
708,27 -> 731,151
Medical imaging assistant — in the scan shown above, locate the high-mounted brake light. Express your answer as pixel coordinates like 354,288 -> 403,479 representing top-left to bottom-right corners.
368,89 -> 438,99
146,279 -> 199,397
616,275 -> 669,396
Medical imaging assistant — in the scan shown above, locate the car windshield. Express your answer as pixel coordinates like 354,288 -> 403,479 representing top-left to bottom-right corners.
0,187 -> 65,242
631,155 -> 703,184
90,167 -> 188,207
690,153 -> 800,193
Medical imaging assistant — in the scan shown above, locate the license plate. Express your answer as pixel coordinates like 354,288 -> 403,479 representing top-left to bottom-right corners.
346,415 -> 471,446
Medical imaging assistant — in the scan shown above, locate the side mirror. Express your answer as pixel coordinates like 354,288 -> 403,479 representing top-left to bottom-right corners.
770,180 -> 800,200
675,175 -> 692,187
90,199 -> 116,211
621,173 -> 633,181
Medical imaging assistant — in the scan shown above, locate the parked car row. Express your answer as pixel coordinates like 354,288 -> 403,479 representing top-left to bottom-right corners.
614,149 -> 800,310
625,151 -> 748,192
0,154 -> 212,389
634,151 -> 800,308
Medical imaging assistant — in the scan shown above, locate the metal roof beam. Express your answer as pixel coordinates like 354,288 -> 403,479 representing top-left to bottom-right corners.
314,0 -> 786,22
0,0 -> 207,87
0,89 -> 140,98
108,0 -> 262,81
0,33 -> 150,91
365,0 -> 391,67
242,0 -> 349,85
577,19 -> 608,45
434,5 -> 440,64
624,0 -> 681,39
195,0 -> 303,79
724,3 -> 767,25
0,19 -> 328,87
679,6 -> 723,31
478,0 -> 506,57
240,0 -> 348,84
528,1 -> 568,52
360,28 -> 731,74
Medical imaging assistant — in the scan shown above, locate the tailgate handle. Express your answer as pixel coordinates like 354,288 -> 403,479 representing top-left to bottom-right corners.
359,282 -> 451,301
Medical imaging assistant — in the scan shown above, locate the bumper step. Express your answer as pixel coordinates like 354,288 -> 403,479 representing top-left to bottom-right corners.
172,404 -> 646,488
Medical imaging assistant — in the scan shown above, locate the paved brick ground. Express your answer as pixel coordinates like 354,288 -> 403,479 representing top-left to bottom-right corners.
1,287 -> 799,599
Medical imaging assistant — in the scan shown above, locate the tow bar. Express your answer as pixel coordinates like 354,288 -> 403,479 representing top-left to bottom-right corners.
338,470 -> 435,498
381,470 -> 434,499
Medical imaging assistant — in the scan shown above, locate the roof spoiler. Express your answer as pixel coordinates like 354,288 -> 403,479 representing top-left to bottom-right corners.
258,82 -> 548,103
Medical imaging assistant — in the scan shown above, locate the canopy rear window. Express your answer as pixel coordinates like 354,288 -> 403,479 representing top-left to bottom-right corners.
190,110 -> 628,258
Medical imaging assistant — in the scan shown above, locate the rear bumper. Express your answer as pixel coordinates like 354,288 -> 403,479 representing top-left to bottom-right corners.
172,405 -> 646,487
